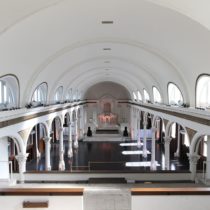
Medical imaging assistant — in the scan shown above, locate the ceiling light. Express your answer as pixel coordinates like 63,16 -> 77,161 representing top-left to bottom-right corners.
101,21 -> 113,24
103,48 -> 111,51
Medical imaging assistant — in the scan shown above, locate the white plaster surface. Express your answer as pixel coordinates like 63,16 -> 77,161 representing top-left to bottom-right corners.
83,188 -> 131,210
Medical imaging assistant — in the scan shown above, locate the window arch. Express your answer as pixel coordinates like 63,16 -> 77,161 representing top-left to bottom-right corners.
65,88 -> 73,102
153,86 -> 162,103
54,86 -> 63,102
31,82 -> 48,105
137,90 -> 142,102
168,83 -> 183,105
196,74 -> 210,108
143,89 -> 150,102
0,74 -> 19,110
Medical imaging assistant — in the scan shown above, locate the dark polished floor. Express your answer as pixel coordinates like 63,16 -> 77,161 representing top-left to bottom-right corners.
26,137 -> 189,172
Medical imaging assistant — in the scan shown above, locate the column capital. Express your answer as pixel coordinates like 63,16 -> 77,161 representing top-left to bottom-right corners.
15,153 -> 29,162
151,127 -> 157,133
67,122 -> 71,127
188,153 -> 200,164
43,136 -> 51,143
164,136 -> 172,144
59,127 -> 64,132
143,121 -> 147,127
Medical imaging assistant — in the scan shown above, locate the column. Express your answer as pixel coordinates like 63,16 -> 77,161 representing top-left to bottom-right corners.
58,127 -> 65,171
35,125 -> 41,158
67,123 -> 73,158
188,153 -> 200,181
206,136 -> 210,180
73,119 -> 79,149
43,136 -> 51,171
15,153 -> 29,184
164,136 -> 172,170
142,121 -> 147,158
150,127 -> 157,170
174,125 -> 181,157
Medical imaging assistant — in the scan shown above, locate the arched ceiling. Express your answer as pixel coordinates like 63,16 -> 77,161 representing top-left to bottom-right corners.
0,0 -> 210,106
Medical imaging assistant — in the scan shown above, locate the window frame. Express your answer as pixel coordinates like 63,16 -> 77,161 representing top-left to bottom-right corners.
167,82 -> 184,105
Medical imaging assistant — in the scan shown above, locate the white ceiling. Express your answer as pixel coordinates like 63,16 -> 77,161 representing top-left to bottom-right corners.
0,0 -> 210,106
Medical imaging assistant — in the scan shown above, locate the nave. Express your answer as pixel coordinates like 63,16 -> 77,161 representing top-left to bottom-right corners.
26,138 -> 190,173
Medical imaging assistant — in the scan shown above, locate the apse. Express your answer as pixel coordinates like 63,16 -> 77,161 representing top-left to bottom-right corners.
83,81 -> 131,100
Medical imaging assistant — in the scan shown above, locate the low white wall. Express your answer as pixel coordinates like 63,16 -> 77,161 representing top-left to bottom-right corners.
132,195 -> 210,210
0,137 -> 9,182
0,196 -> 83,210
21,172 -> 191,182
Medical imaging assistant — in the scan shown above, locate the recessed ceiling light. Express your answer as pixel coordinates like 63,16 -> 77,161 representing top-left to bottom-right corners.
102,21 -> 113,24
103,48 -> 111,51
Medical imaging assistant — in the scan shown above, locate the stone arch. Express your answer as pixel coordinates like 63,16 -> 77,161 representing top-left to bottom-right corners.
64,111 -> 71,125
49,114 -> 63,130
190,132 -> 209,155
71,109 -> 77,122
0,133 -> 24,155
25,121 -> 49,146
165,121 -> 188,139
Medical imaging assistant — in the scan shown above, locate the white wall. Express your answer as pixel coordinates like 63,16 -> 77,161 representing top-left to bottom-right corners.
0,137 -> 9,181
132,195 -> 210,210
0,196 -> 83,210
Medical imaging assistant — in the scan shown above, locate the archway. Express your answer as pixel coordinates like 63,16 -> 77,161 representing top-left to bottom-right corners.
26,123 -> 48,171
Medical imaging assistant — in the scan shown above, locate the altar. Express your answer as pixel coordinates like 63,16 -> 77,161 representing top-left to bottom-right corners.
98,113 -> 118,128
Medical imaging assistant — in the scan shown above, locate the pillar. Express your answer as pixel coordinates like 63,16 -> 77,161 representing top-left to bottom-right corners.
150,127 -> 157,170
35,125 -> 41,158
174,125 -> 181,157
164,136 -> 172,170
188,153 -> 200,181
73,119 -> 79,149
43,136 -> 51,171
142,121 -> 147,158
206,136 -> 210,180
67,123 -> 73,158
58,127 -> 65,171
15,153 -> 29,184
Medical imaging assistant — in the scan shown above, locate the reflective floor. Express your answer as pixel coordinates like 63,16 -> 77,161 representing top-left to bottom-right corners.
26,137 -> 190,172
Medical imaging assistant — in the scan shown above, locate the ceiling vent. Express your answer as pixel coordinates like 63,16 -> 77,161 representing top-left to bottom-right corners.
102,21 -> 113,24
103,48 -> 111,51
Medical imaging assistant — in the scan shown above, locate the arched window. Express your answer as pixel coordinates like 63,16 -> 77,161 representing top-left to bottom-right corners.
196,75 -> 210,108
168,83 -> 183,105
54,86 -> 63,102
143,89 -> 150,102
133,91 -> 137,101
0,75 -> 19,110
137,91 -> 142,101
31,82 -> 47,104
153,86 -> 162,103
73,89 -> 80,101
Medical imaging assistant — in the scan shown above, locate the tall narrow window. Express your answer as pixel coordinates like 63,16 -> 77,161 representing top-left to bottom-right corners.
168,83 -> 183,105
31,82 -> 48,104
153,86 -> 162,103
196,75 -> 210,108
0,75 -> 19,109
133,91 -> 137,101
143,89 -> 150,102
54,86 -> 63,102
137,91 -> 142,101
